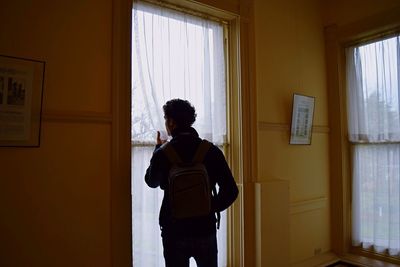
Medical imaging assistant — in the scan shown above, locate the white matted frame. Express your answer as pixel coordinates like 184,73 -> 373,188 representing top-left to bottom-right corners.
0,55 -> 45,147
289,93 -> 315,145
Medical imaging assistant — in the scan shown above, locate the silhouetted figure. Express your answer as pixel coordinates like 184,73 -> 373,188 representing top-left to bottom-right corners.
145,99 -> 238,267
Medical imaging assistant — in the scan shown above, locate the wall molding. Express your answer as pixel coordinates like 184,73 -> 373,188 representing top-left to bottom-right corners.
290,197 -> 328,215
42,110 -> 112,124
258,121 -> 330,134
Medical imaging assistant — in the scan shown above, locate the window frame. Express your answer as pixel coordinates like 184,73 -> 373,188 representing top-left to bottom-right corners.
346,35 -> 400,263
325,7 -> 400,266
111,0 -> 257,265
129,0 -> 247,266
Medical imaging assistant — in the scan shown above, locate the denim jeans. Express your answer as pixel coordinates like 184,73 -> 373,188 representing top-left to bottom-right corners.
162,234 -> 218,267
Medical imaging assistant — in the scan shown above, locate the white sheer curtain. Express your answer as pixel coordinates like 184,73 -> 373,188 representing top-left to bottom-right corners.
131,2 -> 228,266
347,35 -> 400,255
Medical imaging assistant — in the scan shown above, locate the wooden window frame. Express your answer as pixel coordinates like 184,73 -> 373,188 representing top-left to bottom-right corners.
325,7 -> 400,266
110,0 -> 257,266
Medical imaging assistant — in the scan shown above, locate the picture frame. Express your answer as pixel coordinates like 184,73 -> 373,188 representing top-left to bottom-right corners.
0,55 -> 45,147
289,93 -> 315,145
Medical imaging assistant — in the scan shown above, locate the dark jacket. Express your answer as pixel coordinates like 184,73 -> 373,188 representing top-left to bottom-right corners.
145,127 -> 238,237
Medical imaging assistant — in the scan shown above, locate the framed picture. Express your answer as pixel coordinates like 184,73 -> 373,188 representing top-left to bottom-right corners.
289,93 -> 315,145
0,55 -> 45,147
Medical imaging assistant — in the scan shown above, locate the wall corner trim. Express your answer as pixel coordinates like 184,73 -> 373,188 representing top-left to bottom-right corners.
258,121 -> 330,134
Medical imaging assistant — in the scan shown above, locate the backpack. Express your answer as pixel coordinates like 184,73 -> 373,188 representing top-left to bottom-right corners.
161,140 -> 215,221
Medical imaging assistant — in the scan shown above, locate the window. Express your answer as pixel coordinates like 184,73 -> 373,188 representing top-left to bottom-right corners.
131,1 -> 230,266
346,34 -> 400,256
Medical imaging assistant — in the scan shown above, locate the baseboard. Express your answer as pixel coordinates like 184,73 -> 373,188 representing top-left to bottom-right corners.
291,252 -> 340,267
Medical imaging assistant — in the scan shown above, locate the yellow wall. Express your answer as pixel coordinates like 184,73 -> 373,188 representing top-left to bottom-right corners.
323,0 -> 400,26
2,0 -> 400,266
0,0 -> 113,266
254,0 -> 400,265
254,0 -> 330,265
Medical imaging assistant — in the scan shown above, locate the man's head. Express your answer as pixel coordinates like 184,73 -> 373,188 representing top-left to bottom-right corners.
163,99 -> 197,135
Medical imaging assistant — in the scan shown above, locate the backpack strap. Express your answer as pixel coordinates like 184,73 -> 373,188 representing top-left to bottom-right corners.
161,143 -> 183,165
194,140 -> 220,229
192,140 -> 212,163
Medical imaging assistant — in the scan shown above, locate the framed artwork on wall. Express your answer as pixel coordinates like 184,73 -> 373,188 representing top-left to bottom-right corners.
0,55 -> 45,147
289,93 -> 315,145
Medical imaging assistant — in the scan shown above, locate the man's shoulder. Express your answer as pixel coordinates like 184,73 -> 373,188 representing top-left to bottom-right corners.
163,138 -> 223,160
202,140 -> 224,159
151,144 -> 169,163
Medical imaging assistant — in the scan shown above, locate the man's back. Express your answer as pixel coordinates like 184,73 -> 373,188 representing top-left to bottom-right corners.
145,97 -> 237,267
162,139 -> 213,220
145,126 -> 238,237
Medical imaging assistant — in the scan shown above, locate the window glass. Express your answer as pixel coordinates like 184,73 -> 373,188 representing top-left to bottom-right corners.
347,35 -> 400,255
131,2 -> 228,266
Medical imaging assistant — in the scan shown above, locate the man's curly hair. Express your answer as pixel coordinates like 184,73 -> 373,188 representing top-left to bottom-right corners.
163,99 -> 197,128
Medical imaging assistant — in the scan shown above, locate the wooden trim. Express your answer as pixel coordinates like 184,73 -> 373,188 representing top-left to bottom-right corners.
131,1 -> 255,266
313,125 -> 330,134
226,14 -> 245,267
325,23 -> 347,256
229,183 -> 244,267
335,7 -> 400,46
129,1 -> 256,266
290,197 -> 328,215
137,0 -> 234,23
42,111 -> 112,124
111,0 -> 132,266
325,7 -> 400,264
239,1 -> 257,267
199,0 -> 240,15
166,0 -> 240,15
258,121 -> 330,134
349,248 -> 400,266
258,121 -> 289,132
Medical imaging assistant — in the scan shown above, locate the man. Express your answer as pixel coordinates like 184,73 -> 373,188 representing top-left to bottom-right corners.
145,99 -> 238,267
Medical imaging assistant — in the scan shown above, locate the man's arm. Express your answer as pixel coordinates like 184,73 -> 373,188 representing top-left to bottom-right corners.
211,147 -> 239,212
145,131 -> 169,188
144,144 -> 167,188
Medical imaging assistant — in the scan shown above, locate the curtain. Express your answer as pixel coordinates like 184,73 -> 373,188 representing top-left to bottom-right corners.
132,2 -> 228,266
347,35 -> 400,255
